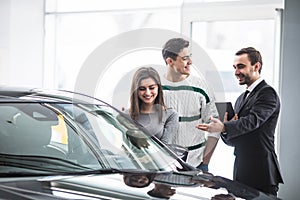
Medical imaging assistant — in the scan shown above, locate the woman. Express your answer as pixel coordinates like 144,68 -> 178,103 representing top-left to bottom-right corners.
128,67 -> 178,144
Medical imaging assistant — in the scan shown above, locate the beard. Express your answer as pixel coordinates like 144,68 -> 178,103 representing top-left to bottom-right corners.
236,73 -> 252,85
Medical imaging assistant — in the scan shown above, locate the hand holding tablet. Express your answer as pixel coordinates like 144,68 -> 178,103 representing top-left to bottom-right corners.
215,102 -> 235,121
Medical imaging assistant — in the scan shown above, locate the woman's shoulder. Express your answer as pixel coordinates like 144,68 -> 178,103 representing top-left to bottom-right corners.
164,107 -> 178,115
164,107 -> 175,111
162,108 -> 179,123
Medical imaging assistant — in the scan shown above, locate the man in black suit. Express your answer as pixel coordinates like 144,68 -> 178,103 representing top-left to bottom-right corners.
197,47 -> 284,196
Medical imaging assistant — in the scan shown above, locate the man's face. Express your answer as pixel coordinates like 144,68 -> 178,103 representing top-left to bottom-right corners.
233,53 -> 259,86
170,47 -> 192,76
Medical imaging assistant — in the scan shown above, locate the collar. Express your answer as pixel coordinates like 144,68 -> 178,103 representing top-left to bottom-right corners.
247,77 -> 263,92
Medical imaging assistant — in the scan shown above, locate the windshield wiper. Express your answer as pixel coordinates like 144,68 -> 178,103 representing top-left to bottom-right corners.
0,165 -> 160,178
0,169 -> 119,177
0,153 -> 93,175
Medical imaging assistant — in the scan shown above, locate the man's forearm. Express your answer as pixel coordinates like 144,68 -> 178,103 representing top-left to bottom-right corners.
202,136 -> 219,164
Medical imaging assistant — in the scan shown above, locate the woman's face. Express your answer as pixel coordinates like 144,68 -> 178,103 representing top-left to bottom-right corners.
138,77 -> 158,105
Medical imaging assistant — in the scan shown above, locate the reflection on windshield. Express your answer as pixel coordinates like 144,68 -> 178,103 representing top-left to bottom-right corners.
68,104 -> 180,171
0,101 -> 180,175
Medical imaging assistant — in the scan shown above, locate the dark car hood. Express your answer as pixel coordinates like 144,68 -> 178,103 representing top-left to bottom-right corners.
0,173 -> 281,200
0,173 -> 210,200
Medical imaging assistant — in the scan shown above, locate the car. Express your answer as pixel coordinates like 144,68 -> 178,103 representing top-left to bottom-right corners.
0,87 -> 281,200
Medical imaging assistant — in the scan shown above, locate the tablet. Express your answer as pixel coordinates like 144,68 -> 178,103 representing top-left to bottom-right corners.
215,102 -> 235,121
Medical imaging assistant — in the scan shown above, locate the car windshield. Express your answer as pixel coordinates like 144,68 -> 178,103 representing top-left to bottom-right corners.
0,91 -> 183,176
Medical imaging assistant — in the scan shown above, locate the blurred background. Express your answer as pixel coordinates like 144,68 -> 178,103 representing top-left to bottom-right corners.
1,0 -> 299,198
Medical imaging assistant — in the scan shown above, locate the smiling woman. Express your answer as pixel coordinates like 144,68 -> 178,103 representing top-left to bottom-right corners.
126,67 -> 179,145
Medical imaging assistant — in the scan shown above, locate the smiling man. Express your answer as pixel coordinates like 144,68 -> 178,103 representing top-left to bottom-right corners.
161,38 -> 220,172
197,47 -> 284,196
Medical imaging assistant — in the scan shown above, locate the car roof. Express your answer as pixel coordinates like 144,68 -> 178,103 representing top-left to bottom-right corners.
0,86 -> 37,97
0,86 -> 74,103
0,86 -> 109,106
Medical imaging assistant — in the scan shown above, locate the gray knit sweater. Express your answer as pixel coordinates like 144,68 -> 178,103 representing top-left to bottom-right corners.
137,109 -> 179,144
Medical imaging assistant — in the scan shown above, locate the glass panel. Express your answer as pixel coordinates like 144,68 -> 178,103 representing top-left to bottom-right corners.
191,19 -> 275,103
46,0 -> 183,12
191,19 -> 275,179
44,10 -> 180,90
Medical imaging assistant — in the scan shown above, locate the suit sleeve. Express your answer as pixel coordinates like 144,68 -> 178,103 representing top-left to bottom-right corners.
223,86 -> 280,143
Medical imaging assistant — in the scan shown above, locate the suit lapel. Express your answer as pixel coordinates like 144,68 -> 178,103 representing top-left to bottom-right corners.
236,80 -> 267,113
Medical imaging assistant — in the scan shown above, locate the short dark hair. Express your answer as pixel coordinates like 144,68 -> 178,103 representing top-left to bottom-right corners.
235,47 -> 263,73
162,38 -> 189,63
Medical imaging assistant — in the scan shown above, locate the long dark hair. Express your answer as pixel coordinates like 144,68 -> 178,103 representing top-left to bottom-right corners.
129,67 -> 165,122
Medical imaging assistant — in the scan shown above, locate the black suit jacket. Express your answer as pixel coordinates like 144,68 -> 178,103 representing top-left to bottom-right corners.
222,80 -> 284,190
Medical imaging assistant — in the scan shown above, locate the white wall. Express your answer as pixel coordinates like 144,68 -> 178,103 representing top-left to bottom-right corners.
0,0 -> 44,87
0,0 -> 11,85
278,0 -> 300,198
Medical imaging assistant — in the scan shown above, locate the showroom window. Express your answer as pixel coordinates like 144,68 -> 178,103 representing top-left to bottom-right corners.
180,0 -> 283,178
44,0 -> 284,179
44,0 -> 182,90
